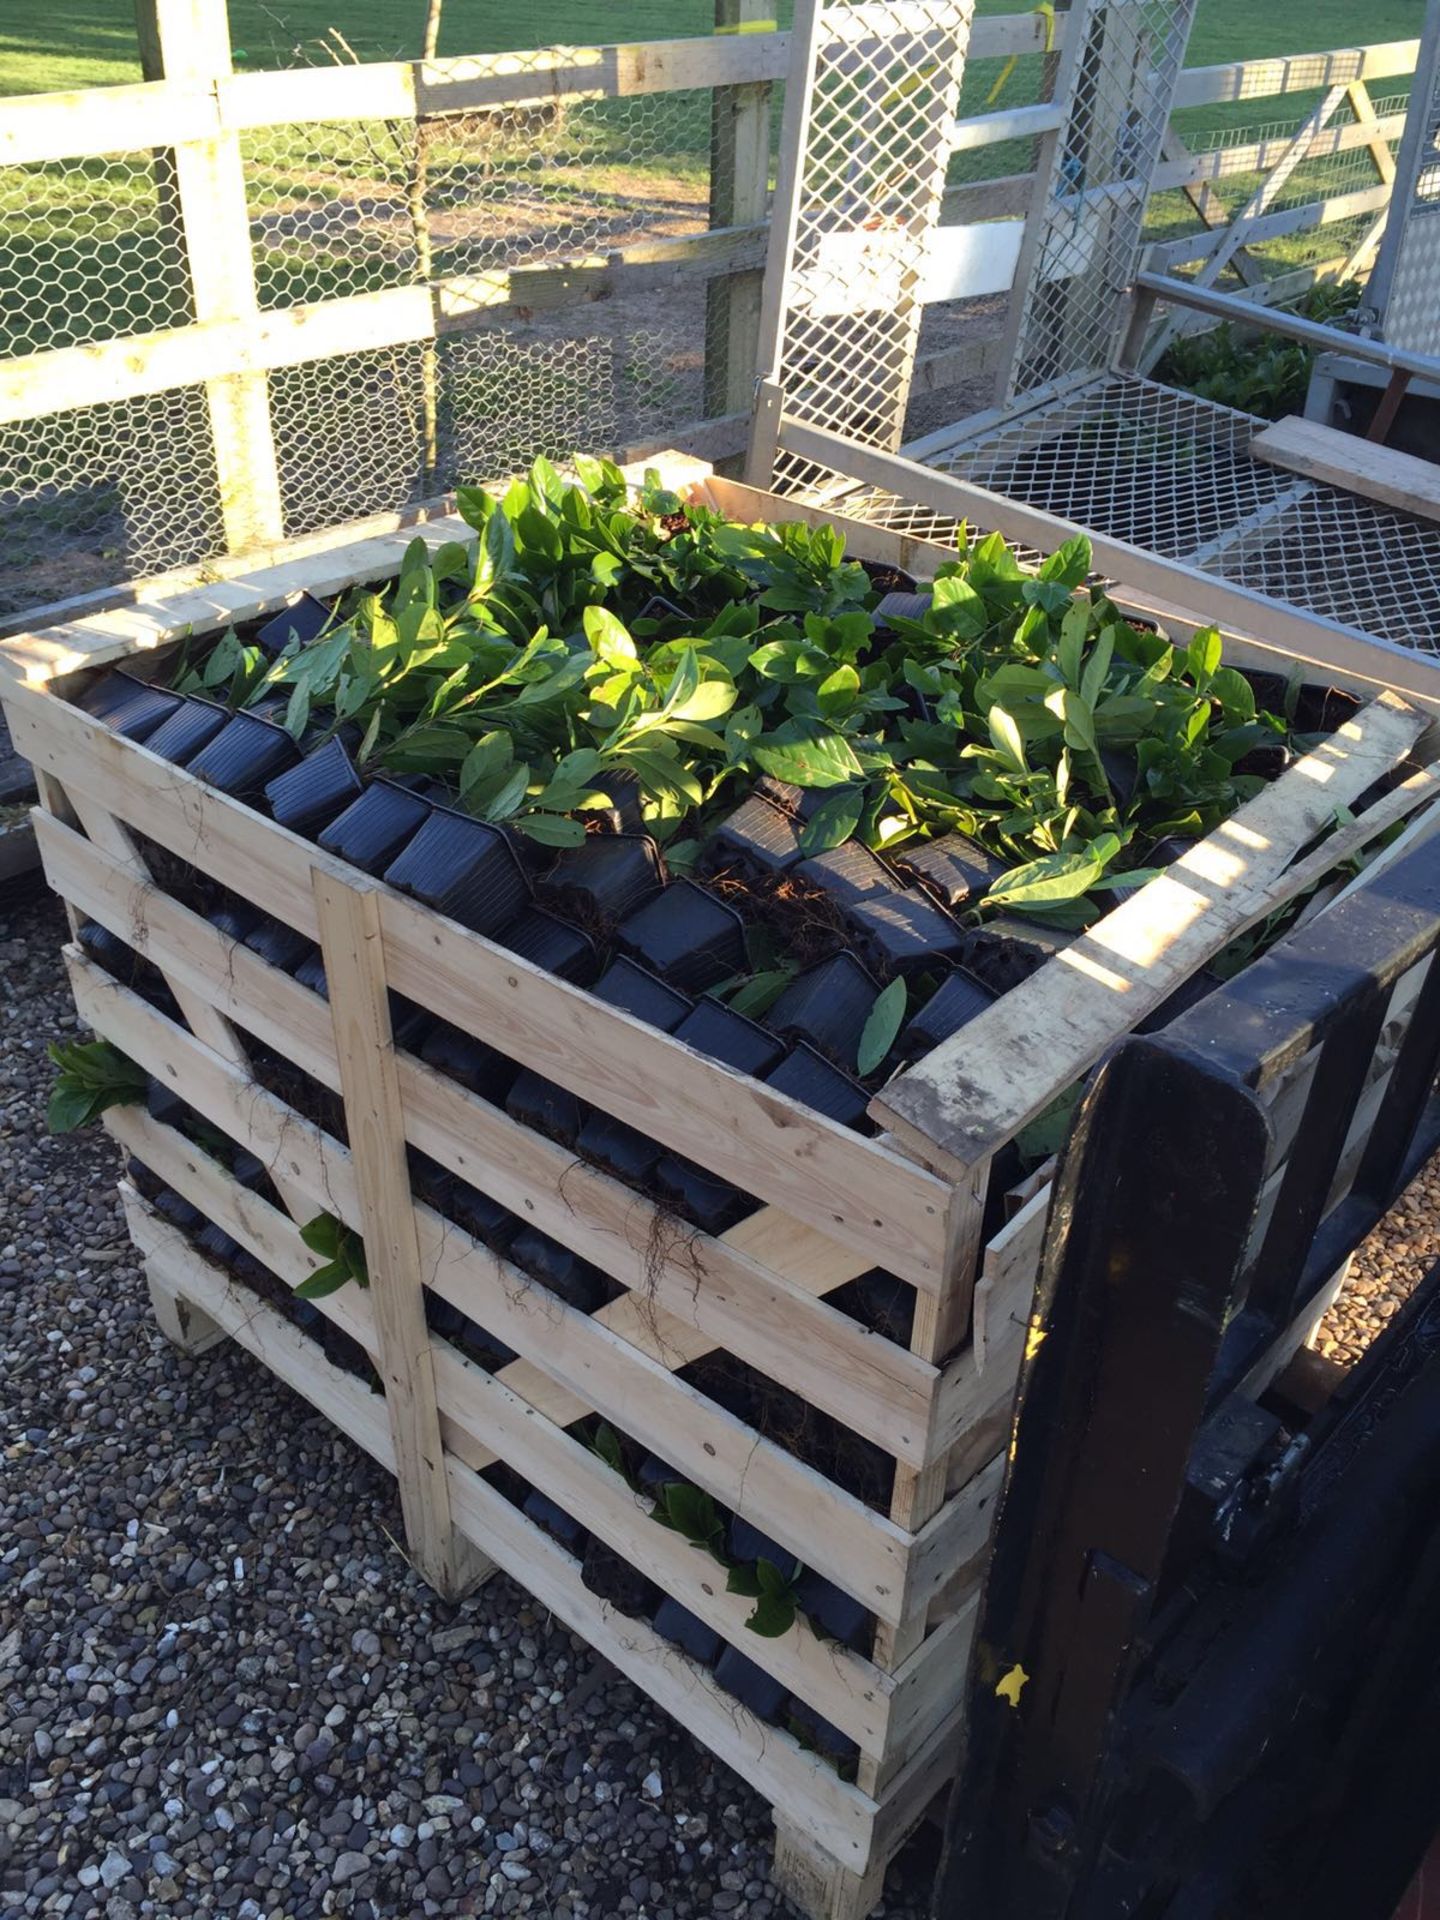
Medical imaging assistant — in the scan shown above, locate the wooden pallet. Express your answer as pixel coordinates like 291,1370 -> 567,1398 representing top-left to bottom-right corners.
2,457 -> 1434,1919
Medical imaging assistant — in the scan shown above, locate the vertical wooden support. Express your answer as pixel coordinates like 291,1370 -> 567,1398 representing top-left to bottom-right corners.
312,869 -> 493,1602
146,1263 -> 226,1354
864,1163 -> 990,1731
772,1817 -> 887,1920
135,0 -> 285,555
704,0 -> 774,429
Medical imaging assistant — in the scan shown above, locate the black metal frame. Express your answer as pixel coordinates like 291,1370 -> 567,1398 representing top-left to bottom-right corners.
934,832 -> 1440,1920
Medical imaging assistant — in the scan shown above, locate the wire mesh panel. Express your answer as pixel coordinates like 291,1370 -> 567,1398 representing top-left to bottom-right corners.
1002,0 -> 1200,397
758,0 -> 978,484
1368,3 -> 1440,354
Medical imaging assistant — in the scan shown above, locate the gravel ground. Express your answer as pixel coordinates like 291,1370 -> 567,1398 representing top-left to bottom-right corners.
4,876 -> 1437,1920
0,881 -> 942,1920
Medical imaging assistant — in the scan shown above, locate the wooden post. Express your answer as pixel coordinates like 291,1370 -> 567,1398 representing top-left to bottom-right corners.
703,0 -> 774,433
313,869 -> 493,1602
134,0 -> 285,555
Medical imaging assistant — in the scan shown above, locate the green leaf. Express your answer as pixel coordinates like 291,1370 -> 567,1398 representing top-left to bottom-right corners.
816,664 -> 861,717
480,764 -> 530,821
725,969 -> 795,1019
857,977 -> 907,1077
299,1213 -> 343,1258
1079,625 -> 1114,710
294,1260 -> 353,1301
1038,532 -> 1093,587
583,604 -> 638,665
1187,627 -> 1222,688
514,813 -> 587,847
745,1591 -> 798,1638
986,704 -> 1028,774
986,847 -> 1110,910
670,675 -> 737,724
797,785 -> 865,854
459,730 -> 513,798
750,718 -> 863,789
47,1084 -> 101,1133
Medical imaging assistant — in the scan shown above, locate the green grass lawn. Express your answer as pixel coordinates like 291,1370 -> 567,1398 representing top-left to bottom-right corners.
0,0 -> 1427,96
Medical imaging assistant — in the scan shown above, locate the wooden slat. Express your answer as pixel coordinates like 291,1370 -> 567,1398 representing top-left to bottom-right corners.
0,78 -> 217,166
136,1208 -> 888,1867
1171,39 -> 1420,112
63,954 -> 912,1618
314,871 -> 489,1598
1152,112 -> 1407,196
877,692 -> 1429,1174
1144,180 -> 1392,272
117,1128 -> 898,1753
34,805 -> 892,1437
379,883 -> 950,1292
1252,415 -> 1440,525
9,697 -> 949,1287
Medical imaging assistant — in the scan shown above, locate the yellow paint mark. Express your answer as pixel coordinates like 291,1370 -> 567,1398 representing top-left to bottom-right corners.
995,1663 -> 1030,1708
1025,1318 -> 1047,1361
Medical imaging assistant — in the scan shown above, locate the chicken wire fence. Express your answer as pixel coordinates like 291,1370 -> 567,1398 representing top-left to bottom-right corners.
0,18 -> 777,620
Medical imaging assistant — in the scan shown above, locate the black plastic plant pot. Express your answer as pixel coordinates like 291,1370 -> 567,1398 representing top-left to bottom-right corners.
766,1043 -> 870,1132
207,897 -> 263,945
637,1454 -> 681,1493
592,956 -> 693,1030
426,1293 -> 467,1344
232,1151 -> 267,1194
652,1598 -> 722,1668
1294,683 -> 1362,734
574,1111 -> 663,1188
714,1646 -> 787,1724
1238,666 -> 1290,714
651,1156 -> 751,1237
74,669 -> 181,743
1149,835 -> 1197,870
592,768 -> 646,836
522,1491 -> 587,1555
502,907 -> 599,985
388,994 -> 434,1055
871,587 -> 932,629
446,1179 -> 520,1257
1233,741 -> 1292,781
293,950 -> 330,1000
844,883 -> 966,978
78,919 -> 144,988
699,795 -> 803,880
383,803 -> 531,938
897,967 -> 996,1063
153,1188 -> 203,1233
794,842 -> 894,912
753,777 -> 828,822
787,1698 -> 859,1766
673,998 -> 786,1080
319,779 -> 432,877
506,1063 -> 585,1144
419,1020 -> 517,1105
656,1152 -> 756,1228
126,1157 -> 165,1203
1099,747 -> 1139,807
507,958 -> 690,1148
959,915 -> 1072,996
196,1221 -> 242,1270
766,952 -> 880,1064
460,1320 -> 519,1370
145,1078 -> 191,1131
255,591 -> 332,657
894,833 -> 1006,913
729,1514 -> 800,1574
796,1571 -> 870,1651
614,880 -> 747,994
242,917 -> 316,975
860,558 -> 918,596
264,737 -> 362,839
186,709 -> 301,798
141,694 -> 231,766
580,1540 -> 658,1620
540,832 -> 665,924
509,1226 -> 608,1314
832,1270 -> 914,1347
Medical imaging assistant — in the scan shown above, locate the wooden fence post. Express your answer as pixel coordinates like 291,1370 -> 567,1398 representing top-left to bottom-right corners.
134,0 -> 286,555
313,871 -> 494,1602
703,0 -> 774,433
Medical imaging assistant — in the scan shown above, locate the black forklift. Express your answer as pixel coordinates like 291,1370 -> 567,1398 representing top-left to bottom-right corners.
934,829 -> 1440,1920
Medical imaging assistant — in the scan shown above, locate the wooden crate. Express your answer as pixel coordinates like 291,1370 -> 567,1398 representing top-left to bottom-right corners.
2,459 -> 1435,1920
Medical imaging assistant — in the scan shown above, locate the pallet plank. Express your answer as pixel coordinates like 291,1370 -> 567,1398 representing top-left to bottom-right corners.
1252,415 -> 1440,525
